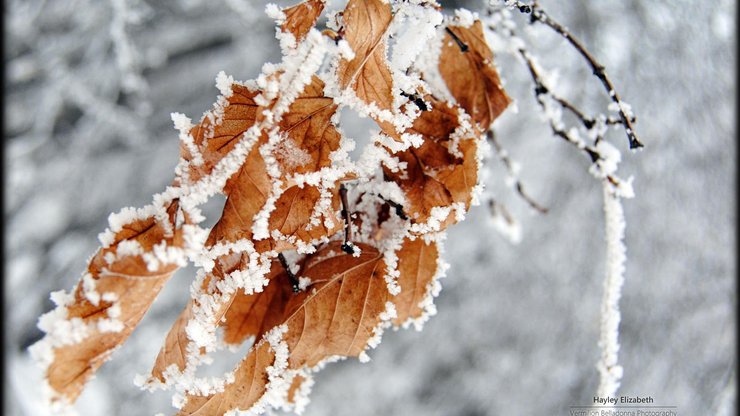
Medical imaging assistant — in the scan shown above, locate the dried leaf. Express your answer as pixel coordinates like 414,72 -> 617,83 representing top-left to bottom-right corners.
222,263 -> 293,346
180,341 -> 275,415
391,237 -> 439,326
281,0 -> 326,44
337,0 -> 394,111
278,76 -> 342,175
267,184 -> 341,251
383,98 -> 482,224
151,76 -> 344,381
384,150 -> 454,223
150,299 -> 195,383
207,143 -> 270,245
186,84 -> 260,183
283,242 -> 390,367
42,199 -> 187,403
179,242 -> 391,414
439,21 -> 511,129
436,137 -> 479,207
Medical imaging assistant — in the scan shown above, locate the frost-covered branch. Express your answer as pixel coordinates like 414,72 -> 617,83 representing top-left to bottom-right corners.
596,182 -> 627,398
503,0 -> 644,149
486,130 -> 548,214
109,0 -> 149,95
486,8 -> 635,197
487,2 -> 640,399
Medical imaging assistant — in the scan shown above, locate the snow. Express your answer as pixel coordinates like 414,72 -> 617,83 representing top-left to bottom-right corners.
215,71 -> 235,98
453,8 -> 477,28
336,40 -> 355,61
596,183 -> 628,398
389,3 -> 443,72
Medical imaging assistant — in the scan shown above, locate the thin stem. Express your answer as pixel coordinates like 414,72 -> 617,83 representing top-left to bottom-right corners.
486,130 -> 548,214
378,194 -> 408,220
445,27 -> 469,52
339,184 -> 355,254
278,253 -> 300,293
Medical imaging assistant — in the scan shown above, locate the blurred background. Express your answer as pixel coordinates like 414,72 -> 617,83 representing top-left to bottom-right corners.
4,0 -> 736,415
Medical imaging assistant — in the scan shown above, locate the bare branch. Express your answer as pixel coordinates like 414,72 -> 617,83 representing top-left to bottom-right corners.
506,0 -> 644,149
486,130 -> 548,214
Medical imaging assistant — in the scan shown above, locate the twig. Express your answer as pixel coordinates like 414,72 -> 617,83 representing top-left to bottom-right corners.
488,17 -> 632,189
547,90 -> 631,129
516,43 -> 601,162
378,194 -> 409,220
487,198 -> 522,244
486,130 -> 548,214
339,184 -> 356,254
488,199 -> 514,224
445,27 -> 469,52
400,91 -> 429,111
508,0 -> 643,149
278,253 -> 300,293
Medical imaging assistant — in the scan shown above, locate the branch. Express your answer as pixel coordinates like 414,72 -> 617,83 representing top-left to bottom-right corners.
596,182 -> 627,398
487,14 -> 633,192
486,130 -> 548,214
445,27 -> 469,52
507,0 -> 643,149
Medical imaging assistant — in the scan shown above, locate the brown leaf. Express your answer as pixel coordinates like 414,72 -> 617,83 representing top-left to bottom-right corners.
206,77 -> 343,247
44,200 -> 187,403
384,150 -> 454,223
391,237 -> 439,326
151,77 -> 345,382
179,242 -> 391,414
281,0 -> 326,44
186,84 -> 260,183
337,0 -> 394,111
222,262 -> 293,346
179,341 -> 275,416
267,184 -> 341,251
277,76 -> 342,175
436,136 -> 479,207
283,242 -> 390,367
149,299 -> 196,383
438,21 -> 511,129
207,142 -> 271,246
383,97 -> 483,225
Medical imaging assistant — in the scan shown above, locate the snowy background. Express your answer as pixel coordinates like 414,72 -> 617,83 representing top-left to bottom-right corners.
4,0 -> 736,415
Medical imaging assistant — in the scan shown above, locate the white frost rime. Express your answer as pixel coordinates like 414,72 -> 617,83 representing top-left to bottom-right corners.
596,182 -> 628,398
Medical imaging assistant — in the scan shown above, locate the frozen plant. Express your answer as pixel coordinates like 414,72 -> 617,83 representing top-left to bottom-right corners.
30,0 -> 642,415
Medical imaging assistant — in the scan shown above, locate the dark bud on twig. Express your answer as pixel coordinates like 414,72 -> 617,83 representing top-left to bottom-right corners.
400,91 -> 428,111
341,242 -> 355,255
379,194 -> 409,220
586,148 -> 600,163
